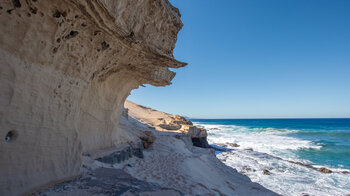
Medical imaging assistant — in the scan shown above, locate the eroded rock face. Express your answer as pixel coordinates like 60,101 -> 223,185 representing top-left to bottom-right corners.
0,0 -> 185,195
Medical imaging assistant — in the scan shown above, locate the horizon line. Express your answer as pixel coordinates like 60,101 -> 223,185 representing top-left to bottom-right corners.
188,117 -> 350,120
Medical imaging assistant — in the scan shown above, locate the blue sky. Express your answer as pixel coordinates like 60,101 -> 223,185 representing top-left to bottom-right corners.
128,0 -> 350,119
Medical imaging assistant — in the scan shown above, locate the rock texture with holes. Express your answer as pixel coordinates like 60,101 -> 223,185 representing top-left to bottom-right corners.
0,0 -> 185,195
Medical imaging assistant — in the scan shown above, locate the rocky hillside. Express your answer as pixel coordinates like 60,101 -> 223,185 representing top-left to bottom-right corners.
125,100 -> 210,148
0,0 -> 185,195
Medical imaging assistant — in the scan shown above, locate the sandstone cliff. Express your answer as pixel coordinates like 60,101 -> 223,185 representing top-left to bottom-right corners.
125,100 -> 210,147
0,0 -> 185,195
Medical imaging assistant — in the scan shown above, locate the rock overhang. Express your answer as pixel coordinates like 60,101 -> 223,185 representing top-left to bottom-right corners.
0,0 -> 186,195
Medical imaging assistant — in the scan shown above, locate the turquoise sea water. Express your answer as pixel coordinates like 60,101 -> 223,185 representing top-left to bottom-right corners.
194,118 -> 350,169
192,118 -> 350,195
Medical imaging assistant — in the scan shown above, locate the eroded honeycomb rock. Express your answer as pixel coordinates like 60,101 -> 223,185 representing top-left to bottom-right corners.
0,0 -> 185,195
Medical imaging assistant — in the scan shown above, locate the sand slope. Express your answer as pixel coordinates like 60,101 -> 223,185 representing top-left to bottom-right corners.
122,101 -> 278,195
35,101 -> 278,195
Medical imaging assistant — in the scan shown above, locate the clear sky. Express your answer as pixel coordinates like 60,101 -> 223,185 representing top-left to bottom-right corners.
128,0 -> 350,119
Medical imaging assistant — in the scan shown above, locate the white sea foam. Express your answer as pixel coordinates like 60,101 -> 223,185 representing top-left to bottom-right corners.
196,123 -> 350,196
218,150 -> 350,196
197,123 -> 321,161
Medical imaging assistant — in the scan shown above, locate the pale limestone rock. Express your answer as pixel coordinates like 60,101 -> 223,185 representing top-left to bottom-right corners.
181,125 -> 208,138
124,101 -> 209,141
0,0 -> 185,195
159,123 -> 182,130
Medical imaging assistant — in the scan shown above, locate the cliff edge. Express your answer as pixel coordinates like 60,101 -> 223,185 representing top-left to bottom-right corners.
0,0 -> 185,195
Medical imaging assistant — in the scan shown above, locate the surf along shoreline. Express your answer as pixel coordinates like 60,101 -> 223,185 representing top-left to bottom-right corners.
195,119 -> 350,195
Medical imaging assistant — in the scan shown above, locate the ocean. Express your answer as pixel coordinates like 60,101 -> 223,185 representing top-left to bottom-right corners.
192,118 -> 350,196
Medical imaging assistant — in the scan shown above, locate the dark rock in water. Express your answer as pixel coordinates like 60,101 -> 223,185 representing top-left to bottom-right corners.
301,193 -> 310,196
192,137 -> 210,148
242,166 -> 252,172
219,157 -> 227,162
262,169 -> 271,175
227,143 -> 240,147
96,142 -> 144,164
319,167 -> 332,174
292,161 -> 315,169
245,148 -> 253,151
210,144 -> 233,153
289,161 -> 341,174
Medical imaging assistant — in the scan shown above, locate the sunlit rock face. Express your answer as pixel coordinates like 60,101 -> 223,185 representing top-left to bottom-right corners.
0,0 -> 185,195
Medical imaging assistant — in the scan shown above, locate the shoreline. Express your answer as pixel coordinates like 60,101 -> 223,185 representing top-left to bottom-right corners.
195,121 -> 350,196
212,142 -> 350,174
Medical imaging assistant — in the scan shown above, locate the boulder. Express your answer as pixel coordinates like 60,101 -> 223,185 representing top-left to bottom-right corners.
262,169 -> 271,175
319,167 -> 332,174
140,131 -> 155,149
192,137 -> 210,148
227,143 -> 240,147
159,123 -> 182,130
182,125 -> 208,138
